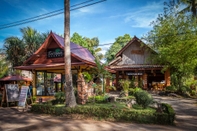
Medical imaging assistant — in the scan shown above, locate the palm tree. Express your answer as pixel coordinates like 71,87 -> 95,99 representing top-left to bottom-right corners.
20,27 -> 42,58
4,37 -> 25,68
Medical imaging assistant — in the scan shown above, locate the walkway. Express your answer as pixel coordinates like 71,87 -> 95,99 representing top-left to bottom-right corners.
0,94 -> 196,131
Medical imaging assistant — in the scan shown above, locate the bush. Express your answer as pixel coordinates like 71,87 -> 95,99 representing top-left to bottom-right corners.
156,103 -> 175,124
179,86 -> 191,96
191,90 -> 196,96
134,90 -> 153,108
165,86 -> 177,92
54,92 -> 65,104
31,103 -> 175,124
128,87 -> 142,96
88,95 -> 109,103
32,96 -> 36,103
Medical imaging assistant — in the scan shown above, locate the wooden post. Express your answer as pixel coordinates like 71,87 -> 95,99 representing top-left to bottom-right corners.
116,71 -> 119,89
64,0 -> 77,107
165,69 -> 171,87
142,73 -> 148,89
32,71 -> 36,96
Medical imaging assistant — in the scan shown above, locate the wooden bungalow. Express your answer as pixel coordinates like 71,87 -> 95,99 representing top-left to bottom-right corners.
108,36 -> 170,91
15,32 -> 97,102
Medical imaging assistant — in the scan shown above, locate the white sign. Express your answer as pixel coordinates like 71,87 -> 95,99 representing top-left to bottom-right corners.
127,73 -> 143,76
18,86 -> 29,107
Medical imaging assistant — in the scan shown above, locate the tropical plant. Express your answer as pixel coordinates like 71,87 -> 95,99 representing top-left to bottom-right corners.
119,79 -> 131,93
0,58 -> 9,78
4,36 -> 25,68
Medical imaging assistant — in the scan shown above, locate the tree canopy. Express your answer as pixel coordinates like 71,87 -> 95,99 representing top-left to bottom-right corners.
3,26 -> 49,70
70,32 -> 103,60
105,34 -> 131,63
143,0 -> 197,88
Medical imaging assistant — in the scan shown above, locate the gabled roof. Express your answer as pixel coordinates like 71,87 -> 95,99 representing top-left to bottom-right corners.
115,36 -> 155,57
24,32 -> 95,65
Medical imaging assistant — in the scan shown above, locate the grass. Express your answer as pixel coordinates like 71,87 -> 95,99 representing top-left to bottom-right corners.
52,102 -> 156,113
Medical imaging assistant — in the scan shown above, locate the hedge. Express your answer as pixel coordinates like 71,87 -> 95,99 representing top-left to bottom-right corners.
31,103 -> 175,125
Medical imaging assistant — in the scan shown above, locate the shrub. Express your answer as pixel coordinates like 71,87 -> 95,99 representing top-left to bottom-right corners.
32,96 -> 37,103
134,90 -> 153,108
165,86 -> 177,92
88,95 -> 109,103
191,90 -> 196,96
54,92 -> 65,104
157,103 -> 175,124
133,87 -> 143,95
179,86 -> 191,95
31,103 -> 175,124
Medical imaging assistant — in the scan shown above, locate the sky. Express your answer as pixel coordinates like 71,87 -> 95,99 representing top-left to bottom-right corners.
0,0 -> 165,55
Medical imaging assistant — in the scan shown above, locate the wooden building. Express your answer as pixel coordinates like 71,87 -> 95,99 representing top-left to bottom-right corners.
108,36 -> 170,90
15,32 -> 96,98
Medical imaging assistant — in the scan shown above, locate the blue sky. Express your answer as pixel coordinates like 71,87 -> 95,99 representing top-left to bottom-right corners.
0,0 -> 165,54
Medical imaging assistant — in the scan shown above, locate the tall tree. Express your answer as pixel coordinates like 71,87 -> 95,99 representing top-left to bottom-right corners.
105,34 -> 131,63
4,37 -> 25,68
143,1 -> 197,88
178,0 -> 197,17
0,58 -> 9,78
64,0 -> 77,107
20,26 -> 48,58
71,32 -> 103,60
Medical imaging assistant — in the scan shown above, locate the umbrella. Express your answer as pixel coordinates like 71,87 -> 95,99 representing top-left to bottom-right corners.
0,75 -> 32,82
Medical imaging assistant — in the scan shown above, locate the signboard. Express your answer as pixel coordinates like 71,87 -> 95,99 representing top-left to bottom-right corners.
5,84 -> 19,102
127,72 -> 143,76
18,86 -> 29,107
47,48 -> 64,58
131,50 -> 144,55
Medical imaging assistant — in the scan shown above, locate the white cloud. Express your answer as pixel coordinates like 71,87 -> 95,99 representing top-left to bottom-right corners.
99,39 -> 114,55
124,1 -> 164,28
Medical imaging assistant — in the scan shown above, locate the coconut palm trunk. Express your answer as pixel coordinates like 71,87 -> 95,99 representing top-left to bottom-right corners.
64,0 -> 77,107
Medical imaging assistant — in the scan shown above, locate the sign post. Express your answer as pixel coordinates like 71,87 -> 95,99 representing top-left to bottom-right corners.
18,86 -> 32,109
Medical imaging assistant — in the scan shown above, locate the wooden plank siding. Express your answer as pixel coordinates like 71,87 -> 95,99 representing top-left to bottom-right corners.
119,41 -> 151,65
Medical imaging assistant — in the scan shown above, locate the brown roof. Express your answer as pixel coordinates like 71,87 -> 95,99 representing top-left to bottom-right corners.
15,62 -> 89,70
0,75 -> 32,81
23,32 -> 96,66
110,64 -> 164,70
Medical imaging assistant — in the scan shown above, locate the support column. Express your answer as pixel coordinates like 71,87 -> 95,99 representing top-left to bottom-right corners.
77,69 -> 87,104
32,71 -> 36,96
165,69 -> 171,87
105,77 -> 110,93
116,71 -> 119,89
142,73 -> 148,89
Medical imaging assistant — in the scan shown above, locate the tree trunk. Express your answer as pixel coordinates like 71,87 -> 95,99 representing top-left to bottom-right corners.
64,0 -> 76,107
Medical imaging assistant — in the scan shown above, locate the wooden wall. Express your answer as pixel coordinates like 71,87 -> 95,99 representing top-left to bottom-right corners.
119,41 -> 152,65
